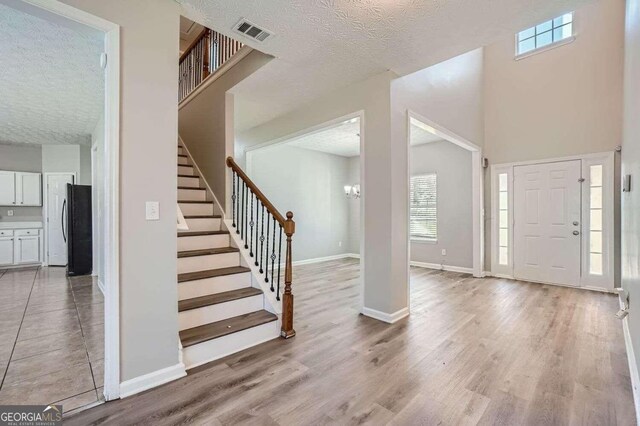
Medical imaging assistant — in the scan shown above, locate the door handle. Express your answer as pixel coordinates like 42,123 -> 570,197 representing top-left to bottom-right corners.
573,230 -> 580,236
62,199 -> 67,243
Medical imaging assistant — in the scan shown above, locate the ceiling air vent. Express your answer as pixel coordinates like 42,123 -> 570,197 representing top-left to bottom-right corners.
234,19 -> 272,42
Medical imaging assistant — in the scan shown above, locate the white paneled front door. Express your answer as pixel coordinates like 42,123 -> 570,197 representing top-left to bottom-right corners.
513,160 -> 582,286
46,174 -> 74,266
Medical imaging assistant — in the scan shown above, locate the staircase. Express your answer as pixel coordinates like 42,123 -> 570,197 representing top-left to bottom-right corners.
176,142 -> 282,369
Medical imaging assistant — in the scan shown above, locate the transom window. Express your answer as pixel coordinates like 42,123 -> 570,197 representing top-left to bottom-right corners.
517,13 -> 573,56
410,174 -> 437,241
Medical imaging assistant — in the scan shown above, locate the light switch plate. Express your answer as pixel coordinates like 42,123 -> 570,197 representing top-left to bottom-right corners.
7,210 -> 13,217
145,201 -> 160,220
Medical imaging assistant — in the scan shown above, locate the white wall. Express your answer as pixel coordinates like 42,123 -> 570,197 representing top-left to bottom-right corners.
42,145 -> 80,176
60,0 -> 181,383
346,156 -> 360,255
248,145 -> 351,262
622,0 -> 640,388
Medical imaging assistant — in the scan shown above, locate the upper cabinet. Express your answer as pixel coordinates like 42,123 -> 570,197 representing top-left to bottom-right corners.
0,171 -> 42,206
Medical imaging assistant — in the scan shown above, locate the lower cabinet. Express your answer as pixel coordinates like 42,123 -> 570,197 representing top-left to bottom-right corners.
0,236 -> 14,266
0,229 -> 41,267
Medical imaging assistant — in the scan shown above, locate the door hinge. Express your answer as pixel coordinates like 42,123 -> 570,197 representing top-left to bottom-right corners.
100,53 -> 107,69
578,178 -> 585,183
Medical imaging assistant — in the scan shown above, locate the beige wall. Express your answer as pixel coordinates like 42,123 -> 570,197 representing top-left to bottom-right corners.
178,50 -> 272,206
484,0 -> 624,164
483,0 -> 625,272
622,0 -> 640,384
60,0 -> 181,382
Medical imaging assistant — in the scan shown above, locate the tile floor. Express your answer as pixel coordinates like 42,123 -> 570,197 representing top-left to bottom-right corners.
0,266 -> 104,414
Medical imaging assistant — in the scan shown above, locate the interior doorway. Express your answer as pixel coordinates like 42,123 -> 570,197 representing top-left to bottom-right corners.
0,0 -> 121,412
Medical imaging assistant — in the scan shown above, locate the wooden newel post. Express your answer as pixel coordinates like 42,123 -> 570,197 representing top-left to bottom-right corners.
281,211 -> 296,338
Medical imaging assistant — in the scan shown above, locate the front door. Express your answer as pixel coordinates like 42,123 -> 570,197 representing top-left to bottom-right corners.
513,160 -> 582,286
47,174 -> 74,266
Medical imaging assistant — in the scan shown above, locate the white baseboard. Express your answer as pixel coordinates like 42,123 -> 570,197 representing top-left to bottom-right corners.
119,362 -> 186,398
292,253 -> 359,266
361,306 -> 409,324
410,261 -> 473,274
97,279 -> 105,295
620,299 -> 640,424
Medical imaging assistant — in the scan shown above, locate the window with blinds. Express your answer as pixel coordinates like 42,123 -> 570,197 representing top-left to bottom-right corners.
410,173 -> 437,241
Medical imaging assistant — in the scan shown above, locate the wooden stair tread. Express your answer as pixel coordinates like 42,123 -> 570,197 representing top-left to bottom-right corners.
178,287 -> 263,312
178,200 -> 213,204
178,174 -> 199,178
178,266 -> 250,283
177,186 -> 205,190
179,164 -> 193,167
178,247 -> 238,258
178,230 -> 229,237
183,215 -> 221,219
178,154 -> 188,158
180,310 -> 277,347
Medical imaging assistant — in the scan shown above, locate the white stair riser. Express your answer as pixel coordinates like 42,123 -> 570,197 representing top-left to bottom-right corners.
185,218 -> 221,231
178,272 -> 251,300
178,146 -> 184,155
178,156 -> 190,165
183,320 -> 279,369
179,295 -> 263,331
178,188 -> 206,201
178,252 -> 239,274
178,176 -> 201,188
178,165 -> 195,175
178,234 -> 229,251
179,203 -> 213,216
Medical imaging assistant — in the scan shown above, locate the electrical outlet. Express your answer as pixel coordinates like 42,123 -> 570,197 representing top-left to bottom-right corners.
7,210 -> 13,217
145,201 -> 160,220
338,241 -> 342,247
441,249 -> 447,256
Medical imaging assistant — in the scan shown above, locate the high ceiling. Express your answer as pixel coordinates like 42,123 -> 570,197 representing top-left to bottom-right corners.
285,118 -> 442,158
178,0 -> 588,132
0,0 -> 104,146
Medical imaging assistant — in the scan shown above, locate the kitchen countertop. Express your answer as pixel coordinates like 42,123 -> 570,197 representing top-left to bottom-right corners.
0,221 -> 43,230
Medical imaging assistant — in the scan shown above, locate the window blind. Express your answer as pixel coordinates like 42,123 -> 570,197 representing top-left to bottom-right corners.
410,173 -> 437,240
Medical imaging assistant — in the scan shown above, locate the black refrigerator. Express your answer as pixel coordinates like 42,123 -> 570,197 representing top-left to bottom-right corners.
66,184 -> 93,276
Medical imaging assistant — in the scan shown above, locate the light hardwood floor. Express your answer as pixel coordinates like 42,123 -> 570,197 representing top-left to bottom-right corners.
68,258 -> 635,425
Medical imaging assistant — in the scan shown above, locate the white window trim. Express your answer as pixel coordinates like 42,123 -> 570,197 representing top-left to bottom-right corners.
515,36 -> 575,61
490,165 -> 514,278
409,173 -> 437,242
490,152 -> 615,292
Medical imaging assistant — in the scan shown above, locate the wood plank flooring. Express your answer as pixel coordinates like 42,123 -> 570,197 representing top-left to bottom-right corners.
0,267 -> 104,414
67,259 -> 635,425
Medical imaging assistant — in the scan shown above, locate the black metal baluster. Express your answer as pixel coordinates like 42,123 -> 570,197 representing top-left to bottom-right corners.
277,224 -> 283,301
243,183 -> 248,249
249,192 -> 254,257
254,199 -> 260,265
235,175 -> 240,234
265,213 -> 270,284
270,216 -> 276,288
240,181 -> 245,240
231,172 -> 236,229
259,205 -> 265,272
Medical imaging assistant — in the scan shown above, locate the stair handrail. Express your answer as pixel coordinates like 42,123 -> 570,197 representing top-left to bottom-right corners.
226,156 -> 296,338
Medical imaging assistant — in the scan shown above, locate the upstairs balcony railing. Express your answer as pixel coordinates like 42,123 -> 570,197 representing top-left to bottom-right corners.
179,28 -> 244,102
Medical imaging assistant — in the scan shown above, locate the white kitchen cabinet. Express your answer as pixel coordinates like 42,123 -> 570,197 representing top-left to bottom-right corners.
0,172 -> 16,205
16,172 -> 42,206
0,236 -> 14,266
0,171 -> 41,206
14,234 -> 40,264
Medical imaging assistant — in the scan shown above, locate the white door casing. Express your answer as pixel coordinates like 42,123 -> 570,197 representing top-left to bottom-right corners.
513,160 -> 582,287
46,174 -> 74,266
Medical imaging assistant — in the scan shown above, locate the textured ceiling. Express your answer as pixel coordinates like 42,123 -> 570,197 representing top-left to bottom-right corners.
0,1 -> 104,146
285,119 -> 441,157
178,0 -> 588,131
